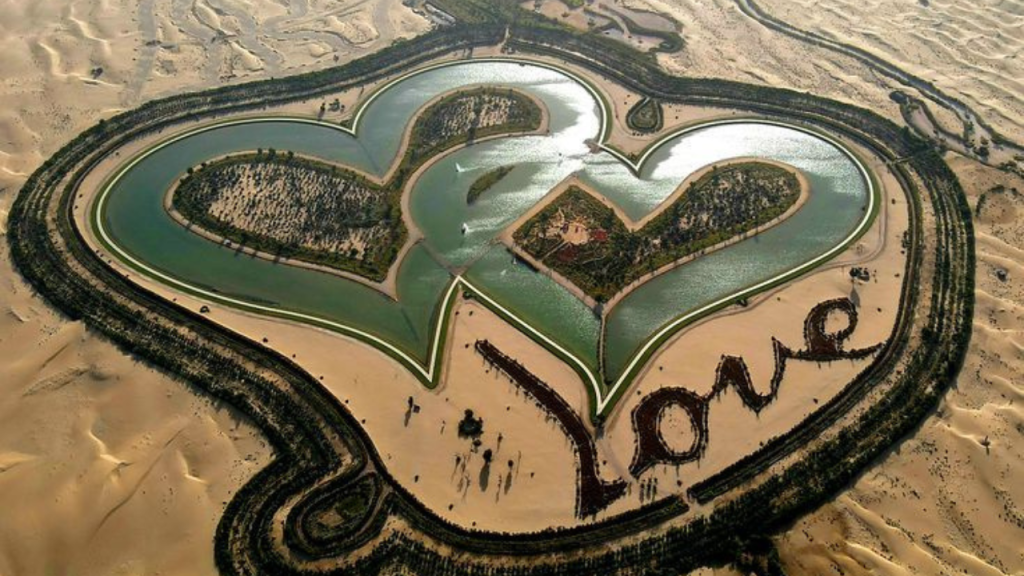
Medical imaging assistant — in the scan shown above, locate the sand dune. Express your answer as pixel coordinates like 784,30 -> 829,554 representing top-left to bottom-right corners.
627,0 -> 908,128
0,245 -> 272,576
758,0 -> 1024,148
0,0 -> 429,196
629,0 -> 1024,164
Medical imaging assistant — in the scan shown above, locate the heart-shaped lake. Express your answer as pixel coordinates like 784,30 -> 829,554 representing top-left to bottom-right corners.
94,59 -> 874,416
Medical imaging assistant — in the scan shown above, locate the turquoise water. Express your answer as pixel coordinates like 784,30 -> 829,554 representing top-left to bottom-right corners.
99,60 -> 869,383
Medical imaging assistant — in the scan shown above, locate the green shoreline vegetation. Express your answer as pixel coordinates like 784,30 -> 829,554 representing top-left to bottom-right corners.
514,162 -> 802,302
466,165 -> 514,203
172,87 -> 542,281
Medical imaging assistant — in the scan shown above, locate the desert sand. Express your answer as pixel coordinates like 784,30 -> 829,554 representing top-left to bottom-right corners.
0,260 -> 270,576
626,0 -> 906,122
524,0 -> 678,54
626,0 -> 1024,166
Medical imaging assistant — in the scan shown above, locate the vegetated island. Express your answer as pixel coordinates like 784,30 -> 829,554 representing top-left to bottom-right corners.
512,162 -> 804,303
625,97 -> 664,133
466,165 -> 514,204
170,87 -> 543,282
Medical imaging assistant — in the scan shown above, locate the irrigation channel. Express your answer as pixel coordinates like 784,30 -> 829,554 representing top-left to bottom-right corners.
94,59 -> 873,407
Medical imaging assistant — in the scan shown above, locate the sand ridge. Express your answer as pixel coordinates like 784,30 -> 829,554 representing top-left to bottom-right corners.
757,0 -> 1024,154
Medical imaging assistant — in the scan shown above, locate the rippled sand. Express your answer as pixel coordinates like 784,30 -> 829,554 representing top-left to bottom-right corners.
0,0 -> 430,191
759,0 -> 1024,154
626,0 -> 906,124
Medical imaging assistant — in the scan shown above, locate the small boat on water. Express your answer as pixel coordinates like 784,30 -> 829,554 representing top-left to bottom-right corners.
461,223 -> 469,235
455,162 -> 465,173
